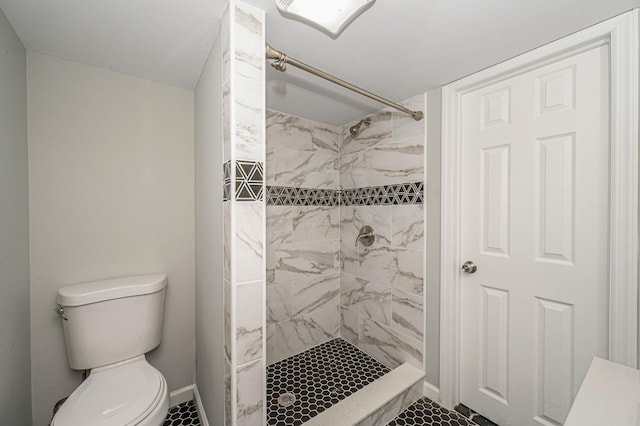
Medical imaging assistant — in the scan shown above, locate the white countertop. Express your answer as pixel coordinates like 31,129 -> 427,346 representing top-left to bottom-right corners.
565,357 -> 640,426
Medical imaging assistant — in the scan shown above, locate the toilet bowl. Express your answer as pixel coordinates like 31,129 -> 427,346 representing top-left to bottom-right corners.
51,274 -> 169,425
51,356 -> 169,426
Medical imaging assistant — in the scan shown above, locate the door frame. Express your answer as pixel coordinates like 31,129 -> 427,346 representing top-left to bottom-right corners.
440,9 -> 639,409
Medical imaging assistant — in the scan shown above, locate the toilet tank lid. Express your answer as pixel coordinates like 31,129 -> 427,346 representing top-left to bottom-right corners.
57,274 -> 167,306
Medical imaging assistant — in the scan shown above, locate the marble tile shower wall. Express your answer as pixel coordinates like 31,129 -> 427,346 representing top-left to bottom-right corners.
340,95 -> 426,371
264,94 -> 426,372
265,110 -> 341,364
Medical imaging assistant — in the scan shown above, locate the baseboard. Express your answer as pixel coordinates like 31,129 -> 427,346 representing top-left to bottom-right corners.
169,384 -> 195,407
193,384 -> 210,426
423,381 -> 440,403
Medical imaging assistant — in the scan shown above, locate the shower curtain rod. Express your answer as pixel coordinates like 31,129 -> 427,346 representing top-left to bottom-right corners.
266,44 -> 424,121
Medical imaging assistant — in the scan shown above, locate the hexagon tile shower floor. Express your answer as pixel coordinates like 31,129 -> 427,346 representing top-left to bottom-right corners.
266,338 -> 390,425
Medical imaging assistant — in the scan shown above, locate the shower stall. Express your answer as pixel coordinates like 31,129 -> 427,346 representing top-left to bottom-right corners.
212,2 -> 431,424
264,94 -> 427,424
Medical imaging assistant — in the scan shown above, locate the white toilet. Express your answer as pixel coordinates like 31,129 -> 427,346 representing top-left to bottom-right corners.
51,274 -> 170,426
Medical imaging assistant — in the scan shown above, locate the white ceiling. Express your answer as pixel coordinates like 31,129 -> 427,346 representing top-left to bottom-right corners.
1,0 -> 639,125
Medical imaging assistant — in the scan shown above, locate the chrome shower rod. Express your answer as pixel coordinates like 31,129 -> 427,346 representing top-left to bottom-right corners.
266,44 -> 424,121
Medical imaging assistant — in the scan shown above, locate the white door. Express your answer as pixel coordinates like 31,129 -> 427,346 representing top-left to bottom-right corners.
459,44 -> 610,426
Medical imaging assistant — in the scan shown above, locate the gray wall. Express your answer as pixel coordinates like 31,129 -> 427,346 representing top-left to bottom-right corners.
27,52 -> 195,425
194,29 -> 224,425
0,8 -> 31,424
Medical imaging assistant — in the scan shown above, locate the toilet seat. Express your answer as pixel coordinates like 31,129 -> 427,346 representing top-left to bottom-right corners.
52,356 -> 168,426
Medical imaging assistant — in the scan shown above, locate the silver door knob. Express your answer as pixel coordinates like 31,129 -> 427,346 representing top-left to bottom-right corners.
461,261 -> 477,274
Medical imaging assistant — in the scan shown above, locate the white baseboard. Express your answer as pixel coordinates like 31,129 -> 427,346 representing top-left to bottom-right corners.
193,384 -> 210,426
169,384 -> 195,407
423,381 -> 440,404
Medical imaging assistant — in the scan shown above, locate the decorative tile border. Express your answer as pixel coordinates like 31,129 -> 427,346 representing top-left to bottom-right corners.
236,160 -> 264,201
224,161 -> 423,206
266,186 -> 340,206
265,182 -> 424,206
224,160 -> 264,202
341,182 -> 424,206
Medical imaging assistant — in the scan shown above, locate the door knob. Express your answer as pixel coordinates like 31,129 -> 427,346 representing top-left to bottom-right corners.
461,261 -> 477,274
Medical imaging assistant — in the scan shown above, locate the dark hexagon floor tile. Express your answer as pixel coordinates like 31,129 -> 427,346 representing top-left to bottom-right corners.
164,400 -> 201,426
388,397 -> 501,426
266,337 -> 390,425
387,398 -> 475,426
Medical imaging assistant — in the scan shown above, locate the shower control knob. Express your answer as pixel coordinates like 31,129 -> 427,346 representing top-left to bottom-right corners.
461,261 -> 477,274
355,225 -> 375,247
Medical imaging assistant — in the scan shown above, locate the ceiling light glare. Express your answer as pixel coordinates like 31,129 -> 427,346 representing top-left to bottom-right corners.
275,0 -> 376,37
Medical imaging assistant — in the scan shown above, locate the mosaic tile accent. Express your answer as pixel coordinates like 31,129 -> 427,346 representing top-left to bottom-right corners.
163,400 -> 201,426
266,186 -> 339,206
342,182 -> 424,206
236,160 -> 264,201
387,397 -> 474,426
223,160 -> 264,202
266,337 -> 389,425
265,182 -> 424,206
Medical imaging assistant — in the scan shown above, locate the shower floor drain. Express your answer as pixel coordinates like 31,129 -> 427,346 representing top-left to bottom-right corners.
277,393 -> 296,407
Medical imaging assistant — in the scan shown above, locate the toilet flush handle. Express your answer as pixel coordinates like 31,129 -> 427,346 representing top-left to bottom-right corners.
55,305 -> 68,321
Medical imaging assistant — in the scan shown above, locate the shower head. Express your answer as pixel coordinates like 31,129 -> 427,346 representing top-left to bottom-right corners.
349,117 -> 371,137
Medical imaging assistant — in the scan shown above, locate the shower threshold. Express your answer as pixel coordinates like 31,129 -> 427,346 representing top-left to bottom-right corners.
266,338 -> 390,425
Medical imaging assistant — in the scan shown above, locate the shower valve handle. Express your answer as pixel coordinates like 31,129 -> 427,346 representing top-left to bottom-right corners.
355,226 -> 375,247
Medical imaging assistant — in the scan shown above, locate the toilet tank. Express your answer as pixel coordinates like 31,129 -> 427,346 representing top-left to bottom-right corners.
57,274 -> 167,370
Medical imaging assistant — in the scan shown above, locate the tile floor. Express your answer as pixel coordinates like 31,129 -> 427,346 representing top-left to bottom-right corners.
266,337 -> 390,426
387,397 -> 475,425
164,354 -> 497,426
168,396 -> 499,426
166,397 -> 498,426
164,400 -> 201,426
388,398 -> 499,426
453,403 -> 499,426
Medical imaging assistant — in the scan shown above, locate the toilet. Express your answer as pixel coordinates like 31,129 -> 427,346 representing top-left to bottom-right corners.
51,274 -> 170,426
